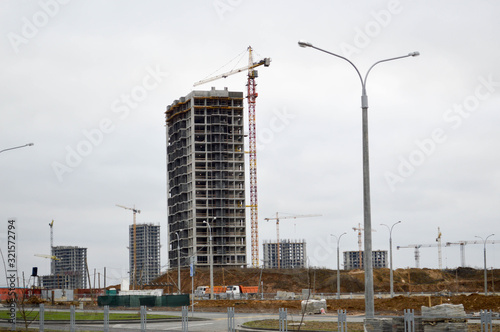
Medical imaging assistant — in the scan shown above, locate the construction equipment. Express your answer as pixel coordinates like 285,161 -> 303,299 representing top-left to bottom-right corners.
397,243 -> 441,268
49,220 -> 55,274
446,240 -> 497,267
436,227 -> 443,270
34,254 -> 61,261
397,228 -> 443,269
116,204 -> 141,289
352,223 -> 376,269
194,46 -> 271,268
264,213 -> 320,269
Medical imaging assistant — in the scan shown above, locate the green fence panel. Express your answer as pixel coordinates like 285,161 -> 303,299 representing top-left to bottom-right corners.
162,294 -> 190,307
139,296 -> 157,307
98,294 -> 189,307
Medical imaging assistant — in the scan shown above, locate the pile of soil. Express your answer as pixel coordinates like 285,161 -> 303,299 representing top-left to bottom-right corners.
147,267 -> 500,314
152,267 -> 498,294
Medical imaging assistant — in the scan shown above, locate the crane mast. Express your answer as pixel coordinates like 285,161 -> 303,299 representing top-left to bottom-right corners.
247,47 -> 260,268
352,223 -> 364,269
49,220 -> 55,274
436,227 -> 442,270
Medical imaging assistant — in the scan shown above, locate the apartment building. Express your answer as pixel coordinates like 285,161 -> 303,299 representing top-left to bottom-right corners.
166,88 -> 247,269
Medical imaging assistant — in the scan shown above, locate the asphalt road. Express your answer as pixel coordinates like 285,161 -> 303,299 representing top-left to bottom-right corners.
0,309 -> 365,331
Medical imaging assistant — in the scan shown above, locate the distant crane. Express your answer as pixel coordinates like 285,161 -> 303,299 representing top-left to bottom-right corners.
34,254 -> 61,261
436,227 -> 442,270
264,213 -> 321,269
352,223 -> 376,269
446,240 -> 497,267
49,220 -> 55,274
194,46 -> 271,268
116,204 -> 141,289
397,227 -> 443,269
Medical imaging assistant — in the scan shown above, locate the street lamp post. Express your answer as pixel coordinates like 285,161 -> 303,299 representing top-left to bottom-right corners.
381,221 -> 401,298
298,40 -> 419,318
0,143 -> 34,154
475,234 -> 494,295
204,218 -> 215,300
175,232 -> 181,294
331,232 -> 346,299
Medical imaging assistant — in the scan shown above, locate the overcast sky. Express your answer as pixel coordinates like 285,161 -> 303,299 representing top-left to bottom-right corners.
1,1 -> 499,287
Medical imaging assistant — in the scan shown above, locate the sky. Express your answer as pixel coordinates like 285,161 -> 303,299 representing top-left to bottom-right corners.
1,1 -> 499,288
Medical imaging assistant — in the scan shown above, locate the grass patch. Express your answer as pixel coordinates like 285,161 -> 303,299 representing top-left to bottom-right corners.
243,319 -> 365,331
0,310 -> 176,321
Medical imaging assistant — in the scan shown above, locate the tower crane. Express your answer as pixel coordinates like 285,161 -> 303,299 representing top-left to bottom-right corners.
34,254 -> 61,261
436,227 -> 442,270
397,227 -> 443,269
49,220 -> 55,274
264,213 -> 321,269
352,223 -> 376,269
397,243 -> 441,268
194,46 -> 271,267
446,240 -> 497,267
116,204 -> 141,290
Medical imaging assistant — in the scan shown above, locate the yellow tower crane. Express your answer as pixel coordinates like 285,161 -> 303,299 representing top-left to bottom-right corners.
352,223 -> 376,269
116,204 -> 141,290
34,254 -> 61,261
264,213 -> 321,269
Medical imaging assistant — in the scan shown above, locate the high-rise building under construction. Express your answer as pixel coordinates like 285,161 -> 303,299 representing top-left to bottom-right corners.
263,239 -> 307,269
41,246 -> 87,289
166,88 -> 247,269
129,223 -> 160,286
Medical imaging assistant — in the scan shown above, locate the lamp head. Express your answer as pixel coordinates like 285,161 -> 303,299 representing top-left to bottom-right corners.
409,51 -> 420,57
298,40 -> 312,48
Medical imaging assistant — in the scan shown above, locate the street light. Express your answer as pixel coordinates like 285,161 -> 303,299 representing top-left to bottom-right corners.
203,218 -> 215,300
381,221 -> 401,298
331,232 -> 346,299
475,234 -> 494,295
298,40 -> 419,318
0,143 -> 34,154
175,232 -> 181,294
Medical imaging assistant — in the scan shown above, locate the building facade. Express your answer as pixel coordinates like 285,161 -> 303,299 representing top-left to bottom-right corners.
166,88 -> 246,269
263,239 -> 307,269
41,246 -> 87,289
343,250 -> 387,270
129,223 -> 160,286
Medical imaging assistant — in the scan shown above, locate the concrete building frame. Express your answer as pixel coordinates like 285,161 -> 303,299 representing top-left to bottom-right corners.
166,88 -> 247,269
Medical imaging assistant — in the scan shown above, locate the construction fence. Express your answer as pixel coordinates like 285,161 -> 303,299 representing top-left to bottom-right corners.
97,294 -> 189,307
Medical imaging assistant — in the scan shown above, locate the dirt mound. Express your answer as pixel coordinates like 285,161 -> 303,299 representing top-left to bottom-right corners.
171,295 -> 500,315
149,267 -> 500,313
151,267 -> 499,295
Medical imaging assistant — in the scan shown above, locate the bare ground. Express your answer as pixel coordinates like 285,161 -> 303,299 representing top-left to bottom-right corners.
145,267 -> 500,314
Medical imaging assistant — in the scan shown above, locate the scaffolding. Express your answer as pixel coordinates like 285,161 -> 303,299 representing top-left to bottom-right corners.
166,88 -> 247,269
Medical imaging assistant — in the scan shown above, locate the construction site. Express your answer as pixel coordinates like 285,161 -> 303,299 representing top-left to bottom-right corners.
152,267 -> 500,314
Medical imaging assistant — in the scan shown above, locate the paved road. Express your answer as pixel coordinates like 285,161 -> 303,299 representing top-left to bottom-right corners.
0,309 -> 365,331
2,308 -> 494,331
